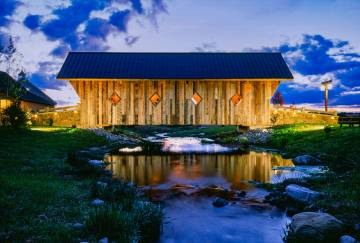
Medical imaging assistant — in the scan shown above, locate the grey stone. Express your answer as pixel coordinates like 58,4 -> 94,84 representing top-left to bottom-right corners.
354,223 -> 360,232
212,197 -> 229,207
339,235 -> 357,243
288,212 -> 343,242
96,181 -> 108,190
293,155 -> 321,165
72,223 -> 85,230
98,237 -> 109,243
285,184 -> 321,204
88,160 -> 105,168
90,198 -> 105,206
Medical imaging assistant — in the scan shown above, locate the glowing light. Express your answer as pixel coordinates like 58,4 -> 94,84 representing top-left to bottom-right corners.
331,116 -> 335,120
119,146 -> 142,153
162,137 -> 234,153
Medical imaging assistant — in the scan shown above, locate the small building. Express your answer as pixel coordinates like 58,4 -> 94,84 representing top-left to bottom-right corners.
0,71 -> 56,112
57,52 -> 293,128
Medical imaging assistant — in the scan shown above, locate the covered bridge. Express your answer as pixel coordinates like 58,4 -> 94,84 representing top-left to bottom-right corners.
57,52 -> 293,128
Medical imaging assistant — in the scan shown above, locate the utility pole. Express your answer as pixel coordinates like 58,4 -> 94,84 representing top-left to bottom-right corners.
321,80 -> 332,112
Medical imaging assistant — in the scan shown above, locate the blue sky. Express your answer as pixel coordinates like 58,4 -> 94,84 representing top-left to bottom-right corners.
0,0 -> 359,110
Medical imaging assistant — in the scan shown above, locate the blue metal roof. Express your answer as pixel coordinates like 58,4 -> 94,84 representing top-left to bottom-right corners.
0,71 -> 56,106
57,52 -> 293,80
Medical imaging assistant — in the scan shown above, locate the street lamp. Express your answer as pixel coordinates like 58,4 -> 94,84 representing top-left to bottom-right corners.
321,80 -> 332,112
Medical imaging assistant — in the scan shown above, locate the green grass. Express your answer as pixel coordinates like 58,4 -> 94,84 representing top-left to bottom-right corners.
0,127 -> 107,241
268,124 -> 360,225
115,125 -> 238,143
0,126 -> 163,242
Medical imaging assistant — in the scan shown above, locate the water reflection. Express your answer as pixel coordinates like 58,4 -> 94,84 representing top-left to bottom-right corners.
104,151 -> 294,189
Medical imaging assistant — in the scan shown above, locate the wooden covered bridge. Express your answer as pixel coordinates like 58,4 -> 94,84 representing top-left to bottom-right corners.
57,52 -> 293,128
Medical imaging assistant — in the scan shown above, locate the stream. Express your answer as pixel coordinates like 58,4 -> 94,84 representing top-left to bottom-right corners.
103,137 -> 318,243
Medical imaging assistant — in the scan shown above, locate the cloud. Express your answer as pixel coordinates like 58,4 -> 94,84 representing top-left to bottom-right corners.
125,35 -> 140,46
0,0 -> 21,27
263,34 -> 360,106
85,18 -> 112,39
194,42 -> 219,52
109,10 -> 131,32
29,61 -> 64,90
130,0 -> 144,14
23,14 -> 41,30
50,45 -> 70,58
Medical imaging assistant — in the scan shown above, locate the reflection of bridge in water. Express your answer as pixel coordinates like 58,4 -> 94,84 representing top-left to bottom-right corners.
104,151 -> 294,189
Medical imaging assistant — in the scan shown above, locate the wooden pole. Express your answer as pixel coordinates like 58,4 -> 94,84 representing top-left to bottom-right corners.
324,85 -> 328,112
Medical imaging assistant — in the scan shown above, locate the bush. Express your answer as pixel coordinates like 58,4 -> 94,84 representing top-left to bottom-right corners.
92,180 -> 138,210
85,205 -> 137,242
47,118 -> 54,126
84,202 -> 162,242
133,201 -> 163,243
0,101 -> 28,128
324,125 -> 333,137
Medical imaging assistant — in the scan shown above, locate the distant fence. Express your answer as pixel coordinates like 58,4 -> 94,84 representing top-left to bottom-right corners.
271,105 -> 338,126
31,105 -> 80,127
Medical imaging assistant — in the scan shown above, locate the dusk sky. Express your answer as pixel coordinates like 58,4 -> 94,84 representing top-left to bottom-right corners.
0,0 -> 359,110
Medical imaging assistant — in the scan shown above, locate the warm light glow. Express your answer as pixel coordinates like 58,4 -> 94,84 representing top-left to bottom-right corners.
74,110 -> 78,114
331,116 -> 335,120
231,94 -> 242,105
191,92 -> 202,105
119,146 -> 143,153
150,92 -> 161,106
273,110 -> 278,114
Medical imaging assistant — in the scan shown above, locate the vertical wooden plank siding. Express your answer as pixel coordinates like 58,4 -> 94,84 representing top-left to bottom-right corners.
70,80 -> 279,127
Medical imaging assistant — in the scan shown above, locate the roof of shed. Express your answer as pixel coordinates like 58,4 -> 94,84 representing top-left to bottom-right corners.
0,71 -> 56,106
57,52 -> 293,80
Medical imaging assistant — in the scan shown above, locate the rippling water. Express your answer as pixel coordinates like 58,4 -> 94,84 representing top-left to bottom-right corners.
104,139 -> 299,243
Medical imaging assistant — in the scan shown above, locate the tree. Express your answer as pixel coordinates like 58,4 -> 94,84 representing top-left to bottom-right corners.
271,92 -> 285,106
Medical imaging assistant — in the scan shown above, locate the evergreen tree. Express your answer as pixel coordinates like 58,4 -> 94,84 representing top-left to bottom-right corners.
271,92 -> 285,106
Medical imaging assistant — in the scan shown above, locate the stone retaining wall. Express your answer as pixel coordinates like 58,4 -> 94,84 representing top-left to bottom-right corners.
271,109 -> 338,126
32,107 -> 338,128
32,110 -> 80,127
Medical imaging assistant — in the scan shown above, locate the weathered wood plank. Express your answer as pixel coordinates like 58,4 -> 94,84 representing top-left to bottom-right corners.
70,80 -> 280,127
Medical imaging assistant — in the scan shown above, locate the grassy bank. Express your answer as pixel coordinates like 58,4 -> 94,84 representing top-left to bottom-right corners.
267,124 -> 360,225
0,127 -> 162,242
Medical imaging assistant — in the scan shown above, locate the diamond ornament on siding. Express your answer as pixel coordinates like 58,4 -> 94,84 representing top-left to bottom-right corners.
191,92 -> 202,105
150,92 -> 161,106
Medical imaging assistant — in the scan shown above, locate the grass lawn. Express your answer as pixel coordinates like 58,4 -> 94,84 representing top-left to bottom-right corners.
115,125 -> 238,143
0,127 -> 107,241
267,124 -> 360,225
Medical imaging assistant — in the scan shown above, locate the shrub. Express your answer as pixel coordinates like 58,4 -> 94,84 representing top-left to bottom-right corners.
47,118 -> 54,126
0,101 -> 28,128
85,205 -> 138,242
92,180 -> 138,210
133,201 -> 163,243
324,125 -> 333,137
238,136 -> 250,147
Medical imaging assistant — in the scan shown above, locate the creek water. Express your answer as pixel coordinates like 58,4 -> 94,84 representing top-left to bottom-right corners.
104,137 -> 305,243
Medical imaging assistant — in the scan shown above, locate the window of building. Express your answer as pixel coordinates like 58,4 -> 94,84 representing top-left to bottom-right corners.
191,92 -> 202,105
231,94 -> 242,105
110,92 -> 121,106
150,92 -> 161,106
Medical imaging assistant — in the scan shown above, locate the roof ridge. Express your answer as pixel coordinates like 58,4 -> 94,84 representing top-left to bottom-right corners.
68,51 -> 282,54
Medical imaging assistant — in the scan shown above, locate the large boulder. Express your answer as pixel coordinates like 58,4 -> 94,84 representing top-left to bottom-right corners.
285,184 -> 321,204
339,235 -> 357,243
212,197 -> 229,207
287,212 -> 344,242
293,155 -> 321,165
